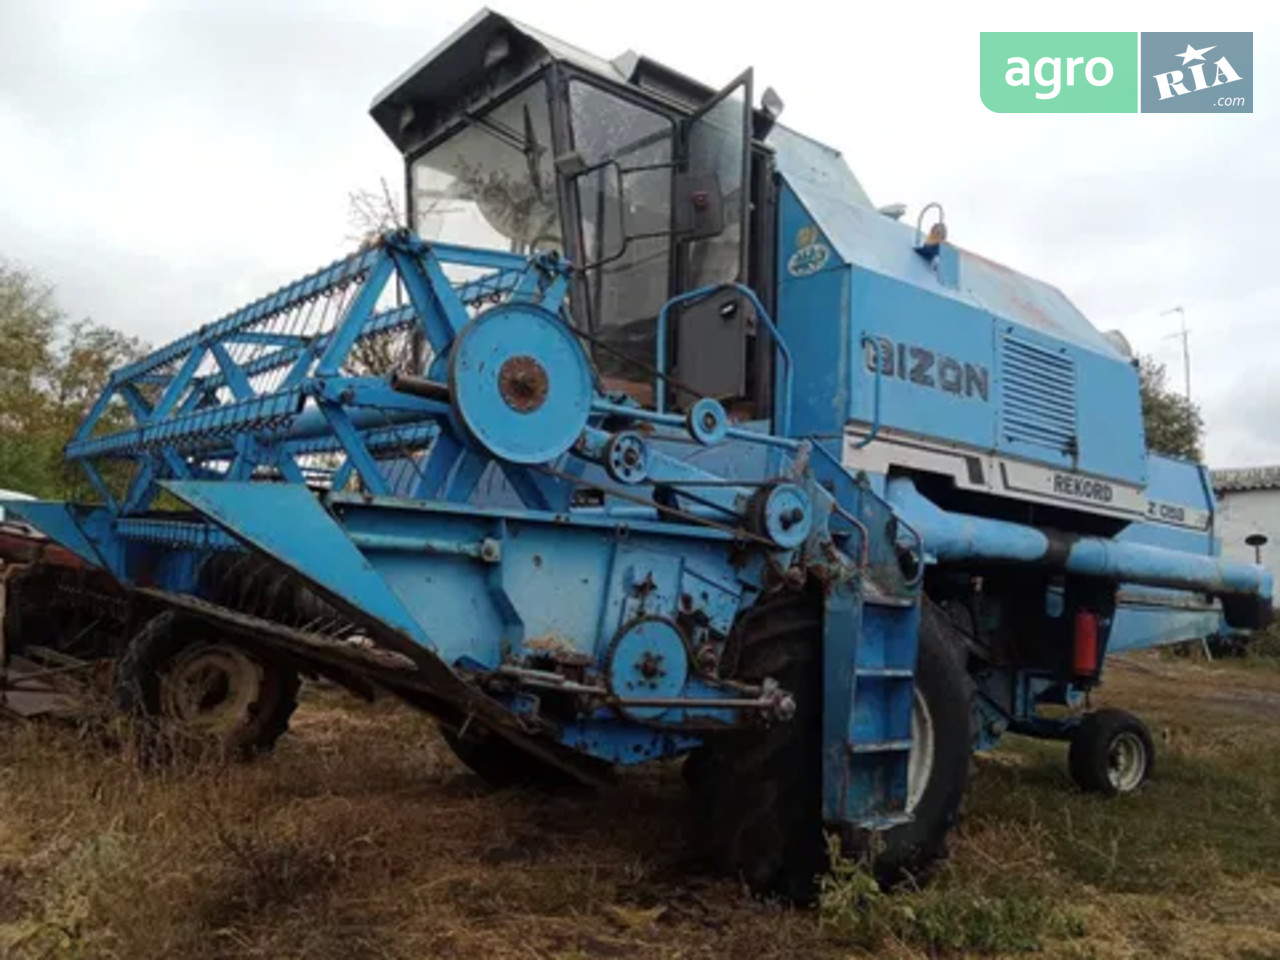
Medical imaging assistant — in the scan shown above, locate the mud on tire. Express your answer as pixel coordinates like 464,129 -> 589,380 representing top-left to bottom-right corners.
693,598 -> 827,901
116,610 -> 299,761
693,597 -> 972,901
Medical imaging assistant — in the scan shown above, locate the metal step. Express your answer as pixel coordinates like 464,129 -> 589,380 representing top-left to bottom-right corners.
854,811 -> 914,830
850,738 -> 913,754
853,666 -> 914,678
862,586 -> 916,608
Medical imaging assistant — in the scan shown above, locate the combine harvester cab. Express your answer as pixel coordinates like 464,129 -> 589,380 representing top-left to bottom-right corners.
2,10 -> 1271,901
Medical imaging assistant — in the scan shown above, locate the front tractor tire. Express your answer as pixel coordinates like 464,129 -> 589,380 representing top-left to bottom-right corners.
696,599 -> 971,902
1068,708 -> 1154,796
116,611 -> 299,761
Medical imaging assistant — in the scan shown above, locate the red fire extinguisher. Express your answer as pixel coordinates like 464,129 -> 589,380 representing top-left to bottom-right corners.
1073,610 -> 1099,678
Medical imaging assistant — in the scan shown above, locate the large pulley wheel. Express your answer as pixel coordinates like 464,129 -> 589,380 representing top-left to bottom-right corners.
116,611 -> 299,761
447,302 -> 594,464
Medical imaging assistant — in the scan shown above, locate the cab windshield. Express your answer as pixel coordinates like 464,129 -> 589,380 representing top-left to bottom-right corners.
410,83 -> 561,256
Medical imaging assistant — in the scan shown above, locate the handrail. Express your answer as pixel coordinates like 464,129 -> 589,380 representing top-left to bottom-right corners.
653,283 -> 794,436
851,334 -> 884,450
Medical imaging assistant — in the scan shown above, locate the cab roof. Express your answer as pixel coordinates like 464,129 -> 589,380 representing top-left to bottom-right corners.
370,9 -> 718,154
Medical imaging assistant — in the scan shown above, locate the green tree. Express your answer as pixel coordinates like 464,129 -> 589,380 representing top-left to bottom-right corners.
0,261 -> 146,499
1137,354 -> 1203,462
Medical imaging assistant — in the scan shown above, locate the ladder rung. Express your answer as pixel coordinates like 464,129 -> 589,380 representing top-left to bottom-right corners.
855,667 -> 914,678
850,739 -> 913,754
855,812 -> 914,829
862,588 -> 915,608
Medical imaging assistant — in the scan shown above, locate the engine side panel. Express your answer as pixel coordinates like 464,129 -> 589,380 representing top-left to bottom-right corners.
773,170 -> 1147,497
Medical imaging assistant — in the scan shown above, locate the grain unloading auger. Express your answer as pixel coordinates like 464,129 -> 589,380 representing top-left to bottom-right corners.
3,10 -> 1272,901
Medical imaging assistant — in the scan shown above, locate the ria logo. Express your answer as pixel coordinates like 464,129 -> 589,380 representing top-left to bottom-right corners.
1140,33 -> 1252,113
1152,42 -> 1243,101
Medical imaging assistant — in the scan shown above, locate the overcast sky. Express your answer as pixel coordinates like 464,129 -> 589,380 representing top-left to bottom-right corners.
1,0 -> 1277,466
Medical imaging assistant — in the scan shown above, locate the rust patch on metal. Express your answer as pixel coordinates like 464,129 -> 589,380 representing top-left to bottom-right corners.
498,355 -> 549,413
522,634 -> 592,668
523,633 -> 572,653
959,247 -> 1067,334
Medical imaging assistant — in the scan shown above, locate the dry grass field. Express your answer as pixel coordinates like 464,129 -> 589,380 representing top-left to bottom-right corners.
1,651 -> 1278,960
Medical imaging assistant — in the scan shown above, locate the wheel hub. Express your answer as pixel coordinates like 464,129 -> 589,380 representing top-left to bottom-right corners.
448,302 -> 594,465
604,617 -> 689,721
906,685 -> 935,813
498,355 -> 550,412
1107,730 -> 1148,792
160,643 -> 263,735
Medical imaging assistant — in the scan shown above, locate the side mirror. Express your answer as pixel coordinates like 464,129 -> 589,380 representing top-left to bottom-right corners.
674,171 -> 725,240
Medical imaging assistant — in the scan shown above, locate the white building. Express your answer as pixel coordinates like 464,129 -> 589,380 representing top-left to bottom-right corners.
1212,467 -> 1280,584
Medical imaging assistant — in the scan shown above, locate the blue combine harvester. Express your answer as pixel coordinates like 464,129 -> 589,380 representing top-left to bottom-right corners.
2,11 -> 1270,900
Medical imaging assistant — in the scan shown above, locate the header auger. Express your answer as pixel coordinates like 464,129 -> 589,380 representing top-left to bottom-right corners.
2,9 -> 1270,902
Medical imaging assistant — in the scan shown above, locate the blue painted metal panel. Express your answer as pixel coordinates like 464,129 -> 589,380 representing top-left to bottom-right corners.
822,581 -> 861,820
1110,454 -> 1223,650
769,125 -> 1129,361
1109,602 -> 1221,652
774,144 -> 1147,487
776,185 -> 859,439
3,501 -> 108,569
1073,345 -> 1147,484
851,269 -> 996,451
163,481 -> 434,649
1122,455 -> 1215,554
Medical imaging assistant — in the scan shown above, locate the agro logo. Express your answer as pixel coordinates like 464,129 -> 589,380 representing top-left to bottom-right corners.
787,224 -> 830,277
979,32 -> 1137,114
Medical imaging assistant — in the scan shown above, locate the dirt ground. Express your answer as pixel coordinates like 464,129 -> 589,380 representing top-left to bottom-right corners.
1,652 -> 1278,960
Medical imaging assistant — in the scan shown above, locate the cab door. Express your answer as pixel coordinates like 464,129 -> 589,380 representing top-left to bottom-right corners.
670,70 -> 753,408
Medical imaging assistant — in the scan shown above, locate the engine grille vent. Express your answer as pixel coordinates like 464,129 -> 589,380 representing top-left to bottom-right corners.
1000,334 -> 1077,454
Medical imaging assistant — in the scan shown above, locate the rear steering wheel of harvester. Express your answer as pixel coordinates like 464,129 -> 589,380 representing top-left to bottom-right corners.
1067,708 -> 1155,797
116,610 -> 299,762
